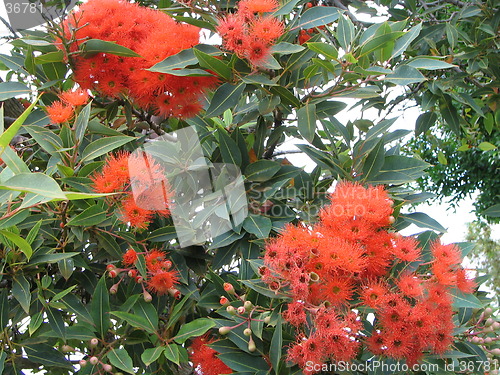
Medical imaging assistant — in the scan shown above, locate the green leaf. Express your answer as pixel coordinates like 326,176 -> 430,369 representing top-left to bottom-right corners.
270,317 -> 282,372
166,290 -> 196,329
91,276 -> 110,338
0,82 -> 30,101
240,279 -> 287,299
402,212 -> 446,233
445,23 -> 458,49
0,96 -> 39,148
385,65 -> 426,85
0,352 -> 5,374
244,160 -> 281,182
194,49 -> 231,80
107,348 -> 135,374
149,44 -> 221,72
111,311 -> 156,334
0,230 -> 32,259
0,290 -> 9,331
58,258 -> 74,280
452,289 -> 483,308
173,318 -> 215,344
24,343 -> 72,369
159,68 -> 213,77
306,42 -> 338,60
440,96 -> 461,135
133,300 -> 159,334
218,129 -> 242,166
75,101 -> 92,143
29,252 -> 79,265
478,141 -> 497,151
359,31 -> 405,57
336,15 -> 355,51
361,138 -> 385,181
219,352 -> 270,372
484,112 -> 494,134
163,344 -> 181,365
482,204 -> 500,218
81,136 -> 135,162
52,285 -> 78,302
29,311 -> 44,335
142,347 -> 164,366
13,275 -> 31,314
46,307 -> 66,341
0,209 -> 29,229
0,173 -> 65,199
243,215 -> 272,238
391,23 -> 422,59
291,6 -> 341,30
81,39 -> 141,57
0,144 -> 29,174
24,126 -> 63,154
415,112 -> 437,135
297,102 -> 317,143
67,205 -> 107,226
270,42 -> 305,54
206,83 -> 246,118
407,57 -> 455,70
241,74 -> 278,86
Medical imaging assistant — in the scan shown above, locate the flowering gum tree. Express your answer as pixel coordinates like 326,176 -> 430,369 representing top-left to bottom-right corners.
0,0 -> 498,374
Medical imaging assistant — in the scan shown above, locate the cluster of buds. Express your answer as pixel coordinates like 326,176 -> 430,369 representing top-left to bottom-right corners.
71,338 -> 114,373
469,308 -> 500,359
218,282 -> 271,353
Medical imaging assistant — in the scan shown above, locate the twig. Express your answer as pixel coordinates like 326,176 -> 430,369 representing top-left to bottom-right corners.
263,109 -> 283,159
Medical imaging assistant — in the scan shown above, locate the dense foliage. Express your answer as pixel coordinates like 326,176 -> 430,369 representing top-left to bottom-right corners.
0,0 -> 498,374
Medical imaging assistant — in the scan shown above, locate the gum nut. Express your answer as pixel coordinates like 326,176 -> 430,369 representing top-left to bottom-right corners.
89,356 -> 99,366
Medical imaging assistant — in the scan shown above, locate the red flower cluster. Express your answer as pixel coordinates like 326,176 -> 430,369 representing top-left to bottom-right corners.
190,335 -> 232,375
217,0 -> 284,66
91,151 -> 173,229
46,88 -> 89,124
59,0 -> 218,119
118,248 -> 180,297
262,182 -> 475,373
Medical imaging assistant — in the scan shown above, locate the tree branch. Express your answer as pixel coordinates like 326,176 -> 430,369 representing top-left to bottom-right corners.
263,109 -> 283,159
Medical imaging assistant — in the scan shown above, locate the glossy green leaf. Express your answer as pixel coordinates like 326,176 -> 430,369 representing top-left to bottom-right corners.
478,141 -> 496,151
166,290 -> 196,329
173,318 -> 215,344
291,6 -> 341,30
0,352 -> 4,374
391,22 -> 422,59
0,143 -> 29,174
206,83 -> 246,118
194,49 -> 231,80
218,129 -> 242,166
482,204 -> 500,218
336,15 -> 355,50
386,65 -> 426,85
24,126 -> 63,154
452,289 -> 483,308
0,96 -> 39,148
24,343 -> 72,369
133,300 -> 159,334
0,82 -> 30,101
359,31 -> 404,57
111,311 -> 156,334
401,212 -> 446,233
149,44 -> 221,72
142,347 -> 164,366
0,209 -> 29,230
407,57 -> 455,70
243,215 -> 272,238
245,160 -> 281,182
415,112 -> 437,135
297,102 -> 317,143
219,352 -> 269,372
241,279 -> 287,299
0,173 -> 65,199
440,96 -> 461,135
91,276 -> 109,338
81,136 -> 135,162
107,348 -> 135,374
58,258 -> 74,280
361,139 -> 385,181
13,275 -> 31,314
75,101 -> 92,143
29,311 -> 44,335
67,205 -> 107,226
0,229 -> 32,259
270,42 -> 305,54
81,39 -> 141,57
270,317 -> 282,372
306,42 -> 338,60
163,344 -> 181,365
0,290 -> 9,331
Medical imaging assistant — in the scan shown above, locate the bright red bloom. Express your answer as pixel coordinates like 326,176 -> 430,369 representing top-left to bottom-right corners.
59,88 -> 89,106
145,250 -> 167,273
122,248 -> 138,266
190,335 -> 232,375
360,280 -> 389,308
147,270 -> 179,295
396,273 -> 423,298
46,101 -> 74,124
239,0 -> 279,14
431,241 -> 462,266
249,17 -> 284,44
456,268 -> 476,293
119,194 -> 153,229
391,236 -> 421,262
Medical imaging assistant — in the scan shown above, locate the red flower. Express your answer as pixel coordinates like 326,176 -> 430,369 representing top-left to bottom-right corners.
391,236 -> 421,262
238,0 -> 279,15
59,88 -> 89,106
190,335 -> 232,375
46,101 -> 74,124
147,270 -> 179,295
119,194 -> 153,229
122,249 -> 138,266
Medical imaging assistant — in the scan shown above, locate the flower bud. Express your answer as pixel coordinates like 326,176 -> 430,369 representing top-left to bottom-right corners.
168,288 -> 181,299
264,316 -> 271,324
484,307 -> 493,317
79,360 -> 87,367
128,269 -> 137,278
248,337 -> 256,352
243,328 -> 252,336
89,356 -> 99,366
244,301 -> 253,311
135,276 -> 144,284
493,322 -> 500,331
61,345 -> 73,353
102,364 -> 113,372
388,216 -> 396,224
486,318 -> 494,327
220,296 -> 229,306
485,337 -> 493,344
89,338 -> 99,348
109,284 -> 119,295
223,283 -> 235,295
163,260 -> 172,270
226,305 -> 236,315
491,348 -> 500,356
108,270 -> 118,278
471,336 -> 482,344
143,290 -> 153,303
237,306 -> 246,315
106,264 -> 116,272
219,326 -> 232,335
